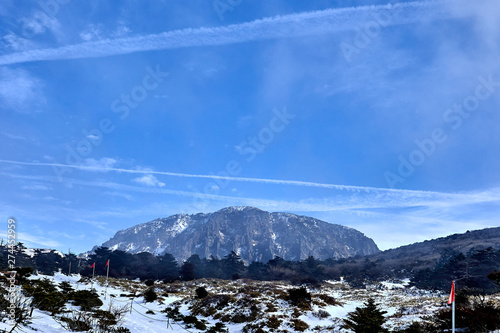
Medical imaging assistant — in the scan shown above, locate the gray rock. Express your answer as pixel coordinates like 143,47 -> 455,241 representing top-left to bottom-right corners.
99,206 -> 379,262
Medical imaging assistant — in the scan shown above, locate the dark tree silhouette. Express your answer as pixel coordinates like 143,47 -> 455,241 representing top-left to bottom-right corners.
158,253 -> 179,282
180,261 -> 196,281
342,297 -> 388,333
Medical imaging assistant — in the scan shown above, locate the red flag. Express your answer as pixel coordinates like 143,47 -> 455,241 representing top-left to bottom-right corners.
448,280 -> 455,305
105,259 -> 109,267
91,262 -> 95,268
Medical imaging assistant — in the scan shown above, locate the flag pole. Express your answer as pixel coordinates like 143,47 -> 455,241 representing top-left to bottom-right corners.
91,262 -> 95,290
448,280 -> 455,333
452,296 -> 455,333
106,259 -> 110,285
105,259 -> 110,299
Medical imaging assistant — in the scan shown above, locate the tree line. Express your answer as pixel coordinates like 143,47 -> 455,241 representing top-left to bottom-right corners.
1,243 -> 499,294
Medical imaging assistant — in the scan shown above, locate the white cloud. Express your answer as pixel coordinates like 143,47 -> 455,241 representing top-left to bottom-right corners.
0,67 -> 45,113
132,174 -> 166,187
103,191 -> 133,200
2,131 -> 28,141
81,157 -> 118,171
17,232 -> 62,248
22,184 -> 52,191
2,33 -> 37,52
111,24 -> 131,38
86,134 -> 100,141
19,11 -> 62,37
80,24 -> 103,41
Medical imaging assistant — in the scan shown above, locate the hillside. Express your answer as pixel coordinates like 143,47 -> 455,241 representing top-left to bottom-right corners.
326,227 -> 500,292
364,227 -> 500,272
0,271 -> 454,332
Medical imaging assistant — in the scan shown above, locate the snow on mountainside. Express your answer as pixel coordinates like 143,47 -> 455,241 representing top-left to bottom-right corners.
97,206 -> 379,262
0,272 -> 469,333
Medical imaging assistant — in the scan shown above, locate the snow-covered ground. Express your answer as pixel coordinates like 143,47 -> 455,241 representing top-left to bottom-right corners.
1,273 -> 493,332
0,272 -> 187,333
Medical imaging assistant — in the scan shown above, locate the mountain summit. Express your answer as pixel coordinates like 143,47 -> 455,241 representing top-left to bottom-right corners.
98,206 -> 379,262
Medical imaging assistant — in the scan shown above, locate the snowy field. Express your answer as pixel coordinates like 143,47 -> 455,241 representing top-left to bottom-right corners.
0,272 -> 488,332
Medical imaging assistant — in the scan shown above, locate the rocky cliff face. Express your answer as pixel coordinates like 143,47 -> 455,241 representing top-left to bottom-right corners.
99,206 -> 379,262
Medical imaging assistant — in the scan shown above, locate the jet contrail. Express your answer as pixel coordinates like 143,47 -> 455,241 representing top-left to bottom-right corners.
2,171 -> 499,213
0,1 -> 457,66
0,158 -> 464,197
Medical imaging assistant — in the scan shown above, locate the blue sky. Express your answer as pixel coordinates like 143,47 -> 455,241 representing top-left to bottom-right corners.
0,0 -> 499,254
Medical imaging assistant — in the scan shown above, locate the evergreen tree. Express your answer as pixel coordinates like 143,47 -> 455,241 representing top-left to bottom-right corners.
180,261 -> 196,281
247,261 -> 268,280
185,254 -> 204,279
221,251 -> 246,280
203,256 -> 223,279
342,297 -> 388,333
158,253 -> 179,282
132,252 -> 158,280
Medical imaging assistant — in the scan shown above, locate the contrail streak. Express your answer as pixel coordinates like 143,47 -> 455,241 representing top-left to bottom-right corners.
0,158 -> 465,196
0,1 -> 457,66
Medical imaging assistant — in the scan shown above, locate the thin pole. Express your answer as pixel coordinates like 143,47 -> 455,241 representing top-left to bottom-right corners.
106,260 -> 110,285
68,261 -> 71,276
451,280 -> 455,333
105,260 -> 110,299
451,301 -> 455,333
452,299 -> 455,333
91,263 -> 95,290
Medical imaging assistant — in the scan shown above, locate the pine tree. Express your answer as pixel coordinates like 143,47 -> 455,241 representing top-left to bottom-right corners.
221,251 -> 245,280
180,261 -> 196,281
158,253 -> 179,282
185,254 -> 204,279
342,297 -> 388,333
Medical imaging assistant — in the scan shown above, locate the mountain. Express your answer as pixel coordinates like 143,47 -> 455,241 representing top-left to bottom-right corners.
364,226 -> 500,271
98,206 -> 379,262
328,226 -> 500,291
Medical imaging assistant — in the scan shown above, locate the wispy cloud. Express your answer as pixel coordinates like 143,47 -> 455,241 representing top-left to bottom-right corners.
21,183 -> 52,191
132,174 -> 165,188
2,171 -> 500,214
81,157 -> 118,170
0,1 -> 464,66
2,131 -> 28,141
0,158 -> 460,195
0,229 -> 62,248
0,67 -> 45,112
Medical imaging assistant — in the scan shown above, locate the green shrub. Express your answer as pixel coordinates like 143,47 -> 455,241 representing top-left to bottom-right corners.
287,287 -> 311,309
59,281 -> 74,294
183,315 -> 207,330
93,309 -> 118,327
25,279 -> 66,314
265,302 -> 277,312
112,327 -> 131,333
163,306 -> 184,321
266,315 -> 282,329
69,290 -> 103,310
313,309 -> 330,319
143,287 -> 157,303
290,318 -> 309,332
206,322 -> 229,333
195,286 -> 209,299
60,315 -> 92,331
316,293 -> 339,306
